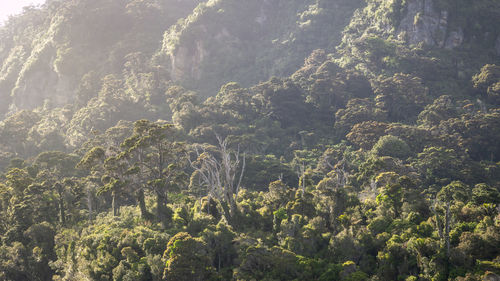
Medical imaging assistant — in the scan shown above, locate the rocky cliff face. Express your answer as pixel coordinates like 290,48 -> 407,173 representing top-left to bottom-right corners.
397,0 -> 462,49
340,0 -> 500,53
9,31 -> 75,111
0,0 -> 201,116
1,0 -> 498,121
335,0 -> 500,98
156,0 -> 363,95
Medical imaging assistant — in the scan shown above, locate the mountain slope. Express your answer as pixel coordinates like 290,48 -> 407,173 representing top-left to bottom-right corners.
0,0 -> 202,114
337,0 -> 500,95
154,0 -> 363,95
0,1 -> 499,281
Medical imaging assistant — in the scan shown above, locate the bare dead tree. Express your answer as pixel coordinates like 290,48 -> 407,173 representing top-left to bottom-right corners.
188,135 -> 245,223
189,147 -> 223,201
297,162 -> 306,196
322,155 -> 350,189
430,198 -> 451,256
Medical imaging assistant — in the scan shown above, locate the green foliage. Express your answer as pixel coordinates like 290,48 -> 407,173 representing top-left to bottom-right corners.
273,207 -> 288,222
373,73 -> 430,123
371,135 -> 411,159
0,0 -> 499,280
51,208 -> 169,281
414,146 -> 464,186
471,183 -> 500,205
163,232 -> 214,281
418,95 -> 459,127
156,0 -> 364,95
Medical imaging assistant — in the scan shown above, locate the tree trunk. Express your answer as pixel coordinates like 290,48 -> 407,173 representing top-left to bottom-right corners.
229,195 -> 237,219
443,202 -> 451,280
59,198 -> 65,226
87,185 -> 93,222
431,203 -> 443,240
55,184 -> 66,226
218,252 -> 221,272
220,200 -> 232,224
112,190 -> 119,216
445,202 -> 450,256
54,182 -> 66,226
137,188 -> 149,219
156,190 -> 168,229
393,203 -> 400,219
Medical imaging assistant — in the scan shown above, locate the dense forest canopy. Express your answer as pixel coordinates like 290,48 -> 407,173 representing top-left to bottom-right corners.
0,0 -> 499,280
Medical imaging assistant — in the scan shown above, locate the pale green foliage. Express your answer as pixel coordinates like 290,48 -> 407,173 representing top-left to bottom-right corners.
371,135 -> 411,159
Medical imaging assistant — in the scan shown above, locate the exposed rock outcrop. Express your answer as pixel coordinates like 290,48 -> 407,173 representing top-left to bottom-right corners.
0,0 -> 201,116
10,42 -> 76,110
398,0 -> 447,46
445,28 -> 463,49
397,0 -> 463,49
158,0 -> 363,95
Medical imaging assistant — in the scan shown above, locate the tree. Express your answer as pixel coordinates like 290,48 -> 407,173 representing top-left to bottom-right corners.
314,176 -> 351,230
375,172 -> 403,218
0,110 -> 40,157
189,135 -> 245,224
4,168 -> 34,238
252,77 -> 311,129
34,151 -> 81,225
163,232 -> 214,281
417,95 -> 459,127
122,120 -> 187,228
486,81 -> 500,105
23,222 -> 56,280
371,135 -> 411,159
347,121 -> 389,150
437,110 -> 500,162
100,161 -> 127,216
472,64 -> 500,104
432,181 -> 468,279
165,86 -> 202,133
471,183 -> 500,205
413,147 -> 463,186
0,242 -> 31,281
202,221 -> 237,274
373,73 -> 430,123
215,82 -> 257,122
385,123 -> 435,153
335,98 -> 387,136
77,146 -> 106,221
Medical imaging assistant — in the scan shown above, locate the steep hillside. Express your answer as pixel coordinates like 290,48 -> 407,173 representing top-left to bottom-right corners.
0,0 -> 365,149
0,0 -> 498,159
337,0 -> 500,95
0,0 -> 500,281
154,0 -> 363,95
0,0 -> 201,115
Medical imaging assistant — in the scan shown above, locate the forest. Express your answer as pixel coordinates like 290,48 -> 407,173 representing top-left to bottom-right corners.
0,0 -> 499,280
